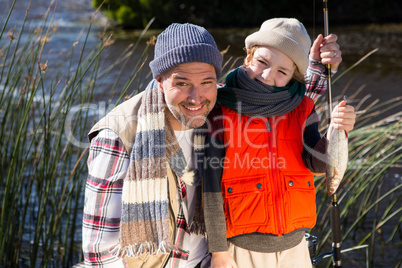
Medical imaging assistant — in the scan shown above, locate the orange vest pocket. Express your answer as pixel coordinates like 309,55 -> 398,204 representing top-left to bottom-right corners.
223,175 -> 269,227
283,173 -> 316,229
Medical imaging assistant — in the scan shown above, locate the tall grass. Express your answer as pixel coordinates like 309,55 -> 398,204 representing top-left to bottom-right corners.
312,64 -> 401,267
0,1 -> 151,266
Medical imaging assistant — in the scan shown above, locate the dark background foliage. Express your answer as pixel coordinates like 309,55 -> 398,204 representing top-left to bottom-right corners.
93,0 -> 402,29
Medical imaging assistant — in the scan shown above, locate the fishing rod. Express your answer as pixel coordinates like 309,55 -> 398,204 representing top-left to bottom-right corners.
323,0 -> 342,267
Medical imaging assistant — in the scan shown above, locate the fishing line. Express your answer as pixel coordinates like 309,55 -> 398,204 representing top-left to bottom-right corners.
313,0 -> 316,40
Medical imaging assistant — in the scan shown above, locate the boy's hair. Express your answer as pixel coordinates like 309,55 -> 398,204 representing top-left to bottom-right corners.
245,18 -> 311,74
244,46 -> 307,84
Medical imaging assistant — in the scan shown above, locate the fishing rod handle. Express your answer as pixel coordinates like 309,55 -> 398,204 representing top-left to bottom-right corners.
331,198 -> 342,267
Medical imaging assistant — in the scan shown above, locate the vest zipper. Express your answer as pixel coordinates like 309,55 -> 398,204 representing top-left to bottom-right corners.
267,117 -> 284,235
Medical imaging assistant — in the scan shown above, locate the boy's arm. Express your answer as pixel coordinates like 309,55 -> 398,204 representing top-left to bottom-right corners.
302,101 -> 355,173
302,107 -> 327,173
305,33 -> 342,101
305,59 -> 327,101
203,106 -> 229,253
203,110 -> 237,267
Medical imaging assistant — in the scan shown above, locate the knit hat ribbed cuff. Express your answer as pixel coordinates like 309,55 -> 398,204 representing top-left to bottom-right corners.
150,43 -> 223,79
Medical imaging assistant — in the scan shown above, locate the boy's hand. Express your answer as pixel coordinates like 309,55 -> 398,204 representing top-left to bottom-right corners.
310,33 -> 342,72
330,100 -> 356,133
211,251 -> 238,268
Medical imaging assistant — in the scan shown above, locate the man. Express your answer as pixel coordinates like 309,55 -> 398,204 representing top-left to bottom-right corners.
82,23 -> 223,267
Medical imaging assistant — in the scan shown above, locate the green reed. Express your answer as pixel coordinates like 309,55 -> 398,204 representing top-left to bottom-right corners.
312,61 -> 401,266
0,1 -> 150,266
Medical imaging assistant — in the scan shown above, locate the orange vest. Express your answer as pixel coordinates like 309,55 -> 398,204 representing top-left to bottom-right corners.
221,97 -> 317,238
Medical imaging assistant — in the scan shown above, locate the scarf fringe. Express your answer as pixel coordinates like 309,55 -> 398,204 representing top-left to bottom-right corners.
110,241 -> 182,258
181,166 -> 198,186
189,221 -> 206,235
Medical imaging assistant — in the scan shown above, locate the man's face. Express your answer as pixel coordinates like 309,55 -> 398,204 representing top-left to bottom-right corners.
157,62 -> 217,130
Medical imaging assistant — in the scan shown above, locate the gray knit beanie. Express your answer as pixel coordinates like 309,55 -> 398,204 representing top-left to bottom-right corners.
149,23 -> 223,79
245,18 -> 311,74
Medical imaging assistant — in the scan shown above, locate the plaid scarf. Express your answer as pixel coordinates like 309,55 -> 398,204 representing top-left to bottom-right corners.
218,66 -> 306,117
111,84 -> 206,258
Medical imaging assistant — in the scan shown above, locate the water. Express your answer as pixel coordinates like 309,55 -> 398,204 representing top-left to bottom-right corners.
2,0 -> 401,267
3,0 -> 401,101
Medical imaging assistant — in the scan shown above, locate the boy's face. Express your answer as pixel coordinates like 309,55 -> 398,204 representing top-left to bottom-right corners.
157,62 -> 217,130
245,46 -> 296,87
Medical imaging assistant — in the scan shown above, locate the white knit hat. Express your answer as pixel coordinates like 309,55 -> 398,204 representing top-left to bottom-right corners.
245,18 -> 311,73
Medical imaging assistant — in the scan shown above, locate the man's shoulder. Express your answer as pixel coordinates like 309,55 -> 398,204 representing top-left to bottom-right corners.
110,91 -> 145,115
90,91 -> 144,129
88,91 -> 146,153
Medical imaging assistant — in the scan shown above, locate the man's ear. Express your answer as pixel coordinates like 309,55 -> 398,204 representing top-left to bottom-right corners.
156,76 -> 164,93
